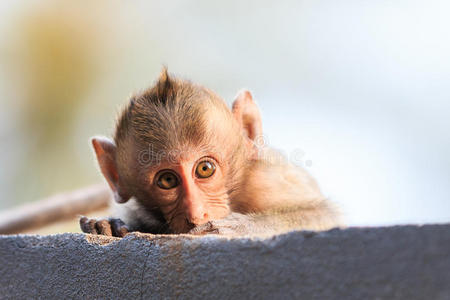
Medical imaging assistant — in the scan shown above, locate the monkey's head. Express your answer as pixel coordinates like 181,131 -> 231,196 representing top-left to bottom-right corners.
92,68 -> 262,233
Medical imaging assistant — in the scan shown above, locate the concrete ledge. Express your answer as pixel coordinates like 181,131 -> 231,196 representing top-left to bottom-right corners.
1,224 -> 449,299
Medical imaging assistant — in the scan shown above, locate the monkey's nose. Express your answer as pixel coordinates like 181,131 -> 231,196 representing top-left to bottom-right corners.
187,213 -> 209,226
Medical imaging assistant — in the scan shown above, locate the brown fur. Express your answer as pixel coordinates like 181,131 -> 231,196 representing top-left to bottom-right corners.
81,68 -> 341,236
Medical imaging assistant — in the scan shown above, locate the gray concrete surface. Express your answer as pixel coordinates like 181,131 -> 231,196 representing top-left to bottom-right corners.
0,224 -> 449,299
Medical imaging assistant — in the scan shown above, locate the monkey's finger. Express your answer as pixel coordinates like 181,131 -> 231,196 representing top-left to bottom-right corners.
95,219 -> 113,236
109,218 -> 129,237
79,216 -> 99,235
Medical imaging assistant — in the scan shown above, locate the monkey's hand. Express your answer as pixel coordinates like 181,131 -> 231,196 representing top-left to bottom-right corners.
79,216 -> 129,237
188,213 -> 261,236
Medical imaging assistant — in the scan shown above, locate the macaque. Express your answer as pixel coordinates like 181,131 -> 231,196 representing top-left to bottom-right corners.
80,68 -> 340,237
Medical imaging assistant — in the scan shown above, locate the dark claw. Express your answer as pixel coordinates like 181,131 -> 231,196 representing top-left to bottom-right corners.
79,216 -> 129,237
109,218 -> 129,237
79,216 -> 98,235
95,219 -> 112,236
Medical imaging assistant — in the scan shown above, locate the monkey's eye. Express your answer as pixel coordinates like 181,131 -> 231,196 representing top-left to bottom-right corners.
157,172 -> 179,189
195,161 -> 216,178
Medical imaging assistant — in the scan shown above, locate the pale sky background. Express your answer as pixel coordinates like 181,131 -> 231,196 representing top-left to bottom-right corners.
0,0 -> 449,226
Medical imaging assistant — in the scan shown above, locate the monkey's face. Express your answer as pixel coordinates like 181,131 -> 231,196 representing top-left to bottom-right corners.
137,149 -> 232,233
92,70 -> 260,234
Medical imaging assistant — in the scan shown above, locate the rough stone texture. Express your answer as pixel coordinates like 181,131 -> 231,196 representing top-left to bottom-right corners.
0,224 -> 449,299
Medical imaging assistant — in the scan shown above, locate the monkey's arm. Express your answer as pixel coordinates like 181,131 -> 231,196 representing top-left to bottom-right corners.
189,202 -> 340,236
79,214 -> 171,237
79,198 -> 171,237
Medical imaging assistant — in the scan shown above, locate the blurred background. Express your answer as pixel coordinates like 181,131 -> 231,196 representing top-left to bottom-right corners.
0,0 -> 449,228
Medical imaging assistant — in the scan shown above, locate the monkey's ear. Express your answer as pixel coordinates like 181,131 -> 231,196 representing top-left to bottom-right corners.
91,137 -> 130,203
231,90 -> 263,142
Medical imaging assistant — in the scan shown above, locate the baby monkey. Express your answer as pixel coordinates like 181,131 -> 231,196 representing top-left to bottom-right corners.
80,68 -> 340,237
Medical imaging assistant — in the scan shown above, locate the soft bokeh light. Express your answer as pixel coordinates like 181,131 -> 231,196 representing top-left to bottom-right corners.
0,0 -> 449,226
